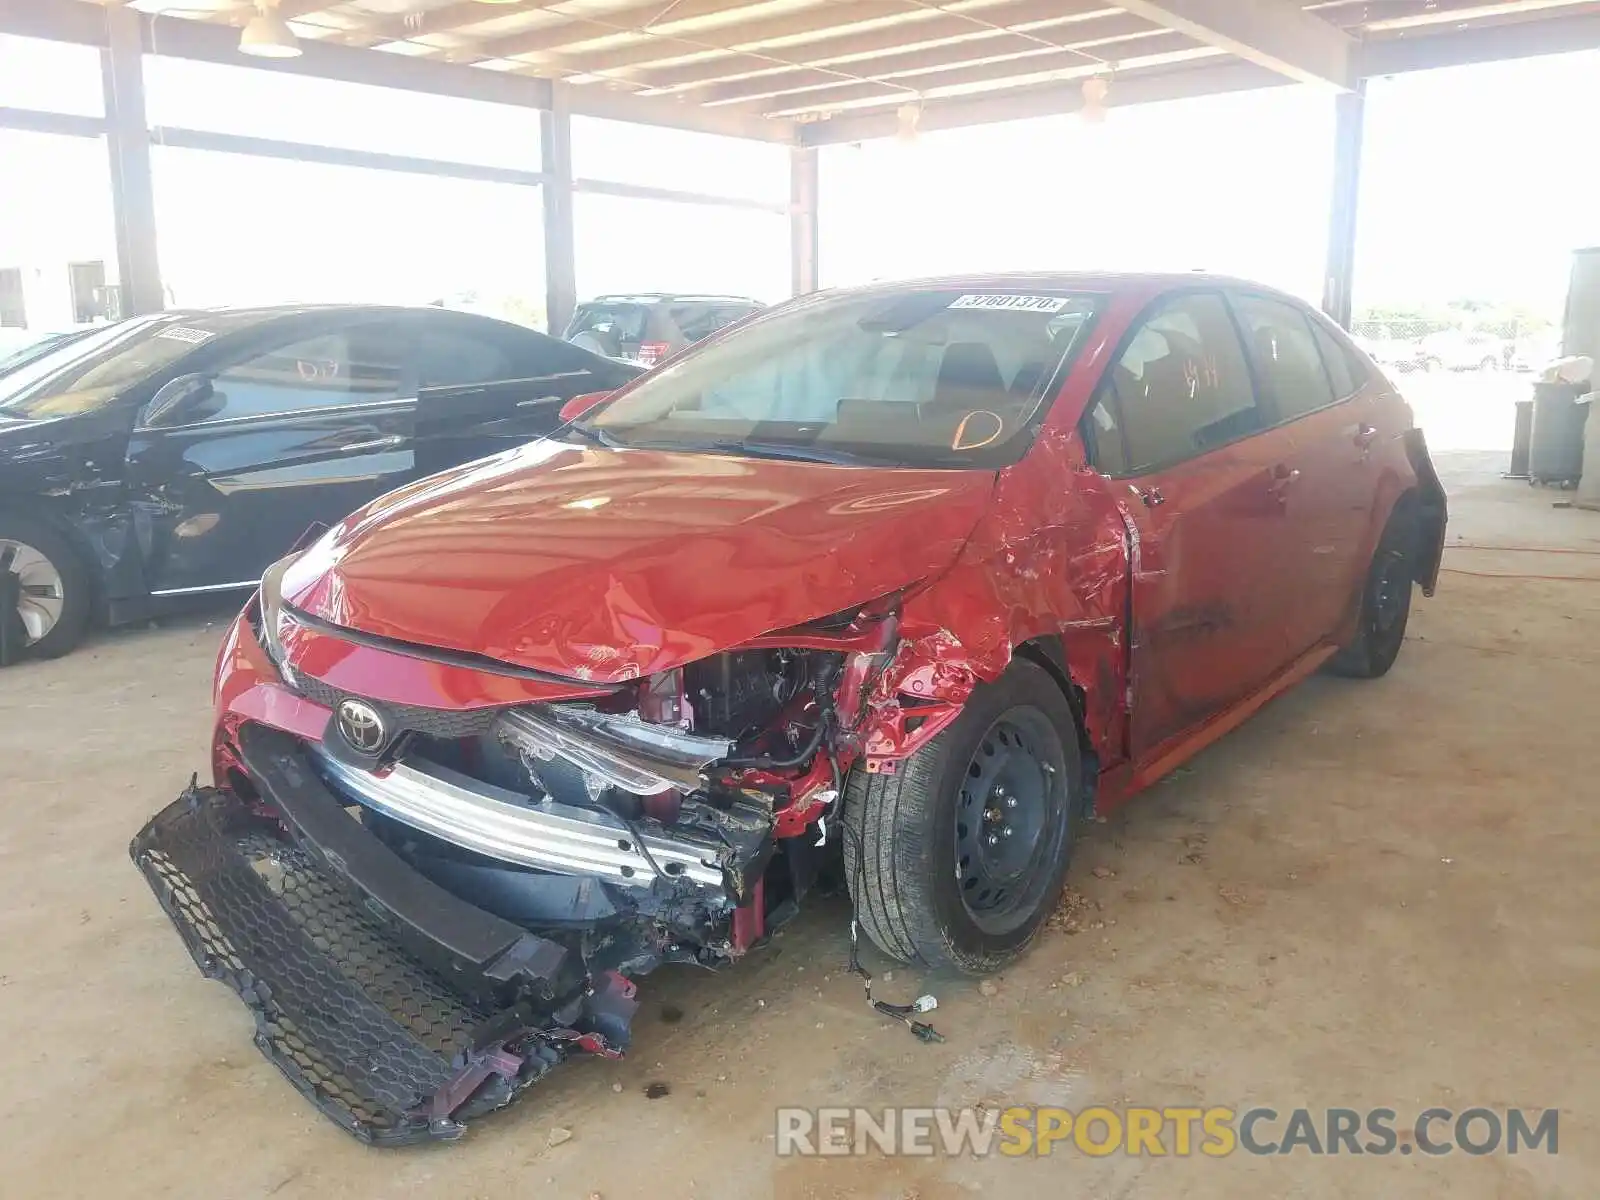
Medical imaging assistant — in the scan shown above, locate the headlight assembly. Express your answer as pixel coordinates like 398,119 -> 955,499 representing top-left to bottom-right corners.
257,551 -> 303,684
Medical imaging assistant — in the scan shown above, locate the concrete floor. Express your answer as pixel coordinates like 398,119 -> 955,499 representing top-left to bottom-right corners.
2,451 -> 1597,1199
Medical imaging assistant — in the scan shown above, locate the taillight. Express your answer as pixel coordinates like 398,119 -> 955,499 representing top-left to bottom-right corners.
637,340 -> 671,367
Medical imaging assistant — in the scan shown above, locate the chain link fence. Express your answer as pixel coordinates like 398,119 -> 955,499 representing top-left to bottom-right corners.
1351,309 -> 1562,377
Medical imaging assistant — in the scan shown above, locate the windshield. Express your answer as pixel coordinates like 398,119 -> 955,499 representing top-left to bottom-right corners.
0,328 -> 96,378
586,287 -> 1102,468
0,312 -> 253,419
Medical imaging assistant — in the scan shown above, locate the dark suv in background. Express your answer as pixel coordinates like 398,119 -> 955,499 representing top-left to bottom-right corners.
564,293 -> 763,367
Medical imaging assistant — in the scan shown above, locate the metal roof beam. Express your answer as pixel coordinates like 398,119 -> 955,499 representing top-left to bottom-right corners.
0,0 -> 794,140
799,57 -> 1284,143
456,0 -> 817,61
630,7 -> 1148,94
1114,0 -> 1357,89
1358,9 -> 1600,73
693,21 -> 1170,105
488,1 -> 1115,75
729,33 -> 1209,115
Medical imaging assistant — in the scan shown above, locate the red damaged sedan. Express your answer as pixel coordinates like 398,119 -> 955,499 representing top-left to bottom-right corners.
133,274 -> 1446,1142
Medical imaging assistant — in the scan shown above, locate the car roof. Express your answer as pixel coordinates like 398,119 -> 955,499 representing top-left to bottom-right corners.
821,270 -> 1312,300
582,294 -> 763,305
178,302 -> 519,322
159,303 -> 560,341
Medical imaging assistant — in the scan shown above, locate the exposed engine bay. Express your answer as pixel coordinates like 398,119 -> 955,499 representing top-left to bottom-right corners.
132,610 -> 972,1143
310,645 -> 858,975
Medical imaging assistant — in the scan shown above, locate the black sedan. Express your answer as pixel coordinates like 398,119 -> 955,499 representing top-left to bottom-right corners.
0,304 -> 640,661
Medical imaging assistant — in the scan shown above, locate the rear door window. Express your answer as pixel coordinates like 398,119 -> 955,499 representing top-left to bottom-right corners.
1097,292 -> 1262,473
199,324 -> 411,423
414,329 -> 515,389
1230,293 -> 1336,421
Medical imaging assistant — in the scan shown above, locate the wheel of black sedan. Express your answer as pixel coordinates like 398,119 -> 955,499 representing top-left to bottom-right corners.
0,514 -> 92,661
844,658 -> 1082,974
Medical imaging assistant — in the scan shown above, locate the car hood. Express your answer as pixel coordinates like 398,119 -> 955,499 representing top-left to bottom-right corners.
0,411 -> 111,475
283,440 -> 996,683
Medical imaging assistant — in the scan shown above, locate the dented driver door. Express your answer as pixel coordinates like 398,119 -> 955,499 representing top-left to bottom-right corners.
1082,290 -> 1302,758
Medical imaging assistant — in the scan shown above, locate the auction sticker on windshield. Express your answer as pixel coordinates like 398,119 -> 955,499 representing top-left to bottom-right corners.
155,326 -> 216,344
948,294 -> 1074,313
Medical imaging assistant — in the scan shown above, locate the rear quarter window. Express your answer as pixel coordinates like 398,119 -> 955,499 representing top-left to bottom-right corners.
669,303 -> 760,342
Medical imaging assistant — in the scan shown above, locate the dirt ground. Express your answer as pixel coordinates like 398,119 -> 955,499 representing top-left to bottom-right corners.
2,449 -> 1597,1199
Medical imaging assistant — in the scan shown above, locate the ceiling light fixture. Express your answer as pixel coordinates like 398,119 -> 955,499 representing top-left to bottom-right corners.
239,2 -> 301,59
896,103 -> 922,143
1080,75 -> 1111,124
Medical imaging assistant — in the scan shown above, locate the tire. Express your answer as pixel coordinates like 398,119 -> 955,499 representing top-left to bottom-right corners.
1424,357 -> 1444,374
0,512 -> 93,660
1479,356 -> 1499,373
1326,502 -> 1417,679
842,658 -> 1082,974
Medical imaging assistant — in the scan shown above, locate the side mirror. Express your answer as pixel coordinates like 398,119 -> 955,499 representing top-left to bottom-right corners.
142,373 -> 218,427
559,390 -> 610,423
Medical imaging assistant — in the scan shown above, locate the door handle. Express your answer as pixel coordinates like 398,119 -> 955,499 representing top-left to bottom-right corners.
1353,422 -> 1378,448
1136,486 -> 1166,507
339,434 -> 405,453
516,395 -> 563,409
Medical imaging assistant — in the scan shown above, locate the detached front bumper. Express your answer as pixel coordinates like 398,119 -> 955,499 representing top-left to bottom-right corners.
130,724 -> 635,1145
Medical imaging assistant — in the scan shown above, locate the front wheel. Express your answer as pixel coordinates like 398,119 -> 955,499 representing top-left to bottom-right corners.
843,659 -> 1082,974
0,514 -> 92,661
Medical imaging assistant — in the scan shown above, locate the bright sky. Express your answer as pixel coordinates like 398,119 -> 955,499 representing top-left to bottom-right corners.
3,34 -> 1599,329
823,49 -> 1600,320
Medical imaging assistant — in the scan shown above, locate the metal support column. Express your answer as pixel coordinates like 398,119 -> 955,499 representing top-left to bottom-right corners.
101,6 -> 163,316
541,84 -> 577,336
1321,83 -> 1366,330
789,145 -> 819,297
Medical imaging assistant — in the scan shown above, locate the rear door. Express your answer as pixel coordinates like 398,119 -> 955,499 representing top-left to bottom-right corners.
410,316 -> 638,475
1083,290 -> 1300,757
1229,291 -> 1377,657
124,319 -> 418,594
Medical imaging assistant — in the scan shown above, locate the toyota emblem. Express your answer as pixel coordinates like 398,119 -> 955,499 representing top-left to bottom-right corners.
336,699 -> 388,755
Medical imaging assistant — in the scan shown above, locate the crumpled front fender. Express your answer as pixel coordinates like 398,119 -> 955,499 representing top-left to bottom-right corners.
850,429 -> 1131,771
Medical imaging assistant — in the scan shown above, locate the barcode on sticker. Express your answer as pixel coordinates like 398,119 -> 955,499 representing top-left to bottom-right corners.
948,294 -> 1072,313
155,326 -> 215,344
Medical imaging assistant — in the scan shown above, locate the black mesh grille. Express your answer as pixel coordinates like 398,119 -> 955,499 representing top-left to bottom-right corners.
132,790 -> 511,1143
292,672 -> 509,740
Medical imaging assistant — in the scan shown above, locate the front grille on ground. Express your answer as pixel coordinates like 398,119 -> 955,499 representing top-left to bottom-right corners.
131,788 -> 527,1143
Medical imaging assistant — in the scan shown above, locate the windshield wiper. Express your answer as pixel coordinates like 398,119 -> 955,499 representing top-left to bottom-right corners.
654,438 -> 890,466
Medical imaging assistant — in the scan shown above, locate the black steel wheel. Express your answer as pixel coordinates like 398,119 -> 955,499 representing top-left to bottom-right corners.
954,709 -> 1066,935
1327,501 -> 1416,679
844,658 -> 1081,974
